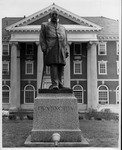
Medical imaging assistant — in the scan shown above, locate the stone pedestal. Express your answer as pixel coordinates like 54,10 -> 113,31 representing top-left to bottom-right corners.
25,89 -> 89,147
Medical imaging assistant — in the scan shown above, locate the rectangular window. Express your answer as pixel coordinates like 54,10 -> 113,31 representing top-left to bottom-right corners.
2,44 -> 9,55
116,61 -> 119,75
25,91 -> 34,103
98,42 -> 107,55
26,43 -> 34,55
116,42 -> 119,55
74,61 -> 82,74
25,61 -> 34,74
74,91 -> 83,103
74,43 -> 82,55
98,61 -> 107,75
2,61 -> 9,74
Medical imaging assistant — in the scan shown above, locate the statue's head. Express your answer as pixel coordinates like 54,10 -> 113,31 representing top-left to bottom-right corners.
50,10 -> 59,23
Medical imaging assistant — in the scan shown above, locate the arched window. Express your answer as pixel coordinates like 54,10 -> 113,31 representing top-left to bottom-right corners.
2,85 -> 10,103
98,85 -> 109,105
116,86 -> 119,104
73,85 -> 83,103
24,85 -> 35,104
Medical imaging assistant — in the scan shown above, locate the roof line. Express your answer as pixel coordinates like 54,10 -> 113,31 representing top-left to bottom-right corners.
6,3 -> 102,30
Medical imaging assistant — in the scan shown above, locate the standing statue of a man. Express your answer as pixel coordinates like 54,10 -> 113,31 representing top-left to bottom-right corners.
40,10 -> 68,89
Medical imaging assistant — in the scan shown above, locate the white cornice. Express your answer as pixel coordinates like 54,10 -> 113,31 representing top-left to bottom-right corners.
6,4 -> 102,31
6,25 -> 100,32
98,35 -> 119,41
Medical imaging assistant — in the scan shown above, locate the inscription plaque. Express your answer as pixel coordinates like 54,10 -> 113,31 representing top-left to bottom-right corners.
38,106 -> 74,112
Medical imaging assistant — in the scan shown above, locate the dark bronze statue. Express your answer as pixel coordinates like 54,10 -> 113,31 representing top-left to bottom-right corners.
40,10 -> 68,89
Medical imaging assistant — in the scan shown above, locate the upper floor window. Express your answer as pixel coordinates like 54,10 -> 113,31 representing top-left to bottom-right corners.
2,44 -> 9,55
98,42 -> 107,55
116,61 -> 119,75
2,61 -> 9,75
24,85 -> 35,104
73,85 -> 83,103
2,85 -> 10,104
98,85 -> 109,105
116,86 -> 119,104
74,43 -> 82,55
25,61 -> 34,74
26,43 -> 34,55
98,61 -> 107,75
74,61 -> 82,74
116,42 -> 119,55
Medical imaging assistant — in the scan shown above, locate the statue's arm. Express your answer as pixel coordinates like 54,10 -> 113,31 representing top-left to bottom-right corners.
65,30 -> 69,58
39,23 -> 47,53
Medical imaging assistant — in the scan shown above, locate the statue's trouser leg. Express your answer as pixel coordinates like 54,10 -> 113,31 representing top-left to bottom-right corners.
57,65 -> 64,87
50,65 -> 58,87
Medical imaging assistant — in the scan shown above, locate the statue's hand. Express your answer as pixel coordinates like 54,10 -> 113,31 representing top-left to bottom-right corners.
44,51 -> 47,56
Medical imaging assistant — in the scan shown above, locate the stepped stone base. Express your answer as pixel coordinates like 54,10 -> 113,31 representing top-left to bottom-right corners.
24,89 -> 89,147
25,135 -> 89,147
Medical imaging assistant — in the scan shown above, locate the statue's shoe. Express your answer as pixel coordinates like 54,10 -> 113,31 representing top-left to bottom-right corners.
49,85 -> 59,90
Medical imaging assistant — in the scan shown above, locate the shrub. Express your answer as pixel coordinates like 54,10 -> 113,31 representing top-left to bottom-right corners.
82,109 -> 119,121
79,109 -> 119,120
27,114 -> 33,120
9,115 -> 16,120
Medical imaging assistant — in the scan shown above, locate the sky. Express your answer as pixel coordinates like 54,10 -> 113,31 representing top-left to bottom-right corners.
0,0 -> 121,20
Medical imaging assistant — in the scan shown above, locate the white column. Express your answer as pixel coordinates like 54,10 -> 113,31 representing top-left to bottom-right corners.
10,42 -> 20,110
64,42 -> 71,88
87,42 -> 98,109
36,42 -> 44,92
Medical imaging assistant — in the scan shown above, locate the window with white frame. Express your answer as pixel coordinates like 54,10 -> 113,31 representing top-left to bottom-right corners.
98,85 -> 109,105
2,85 -> 10,103
116,61 -> 119,75
116,86 -> 119,104
73,85 -> 83,103
2,61 -> 9,74
26,43 -> 34,55
98,61 -> 107,75
74,61 -> 82,74
25,61 -> 34,74
98,42 -> 107,55
74,43 -> 82,55
116,42 -> 119,55
2,44 -> 9,55
24,85 -> 35,103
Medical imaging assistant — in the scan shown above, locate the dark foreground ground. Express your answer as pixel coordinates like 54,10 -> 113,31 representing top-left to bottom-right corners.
2,119 -> 119,147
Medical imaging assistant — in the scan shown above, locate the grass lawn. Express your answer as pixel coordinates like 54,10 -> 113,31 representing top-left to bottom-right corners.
2,119 -> 119,147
